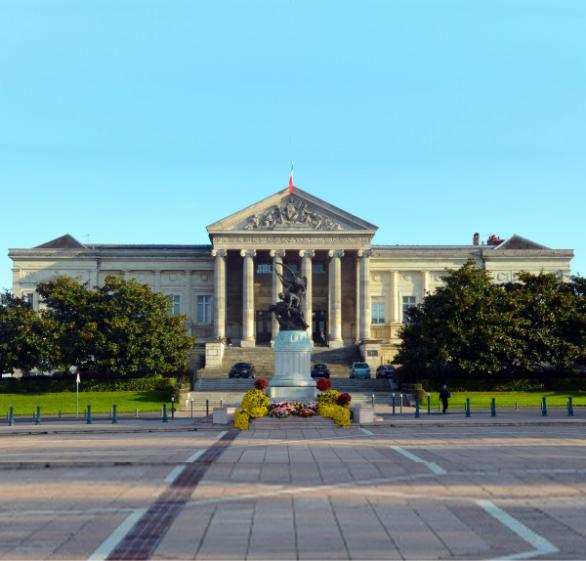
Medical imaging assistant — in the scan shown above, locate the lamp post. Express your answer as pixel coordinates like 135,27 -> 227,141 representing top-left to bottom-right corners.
70,366 -> 79,418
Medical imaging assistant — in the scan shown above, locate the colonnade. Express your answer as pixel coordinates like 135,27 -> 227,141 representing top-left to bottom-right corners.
211,248 -> 373,347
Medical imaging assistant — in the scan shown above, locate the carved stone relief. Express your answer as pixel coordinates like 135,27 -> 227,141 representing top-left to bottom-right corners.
243,195 -> 343,231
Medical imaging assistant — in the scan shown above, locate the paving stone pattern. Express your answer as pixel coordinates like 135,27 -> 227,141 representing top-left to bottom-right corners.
0,422 -> 585,559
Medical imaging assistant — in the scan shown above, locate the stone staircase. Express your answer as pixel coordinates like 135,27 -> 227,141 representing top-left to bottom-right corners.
198,343 -> 362,379
251,416 -> 338,430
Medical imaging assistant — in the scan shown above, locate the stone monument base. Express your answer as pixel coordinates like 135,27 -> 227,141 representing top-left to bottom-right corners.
269,330 -> 317,403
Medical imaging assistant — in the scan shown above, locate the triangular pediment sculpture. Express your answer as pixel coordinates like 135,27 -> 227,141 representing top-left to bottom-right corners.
207,188 -> 378,234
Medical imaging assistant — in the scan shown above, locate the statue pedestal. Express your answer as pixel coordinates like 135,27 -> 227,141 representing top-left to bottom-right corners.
269,330 -> 317,402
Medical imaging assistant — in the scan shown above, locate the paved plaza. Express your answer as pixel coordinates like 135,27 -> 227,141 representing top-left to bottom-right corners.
0,419 -> 585,560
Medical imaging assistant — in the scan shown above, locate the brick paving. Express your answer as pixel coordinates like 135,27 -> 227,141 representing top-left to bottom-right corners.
0,420 -> 585,559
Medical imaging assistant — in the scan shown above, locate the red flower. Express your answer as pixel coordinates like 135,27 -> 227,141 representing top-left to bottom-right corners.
316,378 -> 332,392
337,392 -> 352,406
254,379 -> 269,391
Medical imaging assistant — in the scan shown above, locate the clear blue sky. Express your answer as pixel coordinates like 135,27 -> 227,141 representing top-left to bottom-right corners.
1,0 -> 584,291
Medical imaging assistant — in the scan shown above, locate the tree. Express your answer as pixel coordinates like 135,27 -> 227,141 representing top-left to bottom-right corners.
506,273 -> 585,371
37,276 -> 194,376
396,262 -> 527,378
0,291 -> 55,373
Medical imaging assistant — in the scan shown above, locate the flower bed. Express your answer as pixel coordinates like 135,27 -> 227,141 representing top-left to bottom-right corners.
268,401 -> 317,418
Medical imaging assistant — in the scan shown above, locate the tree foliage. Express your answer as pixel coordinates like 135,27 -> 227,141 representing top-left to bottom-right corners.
0,276 -> 195,376
397,262 -> 586,378
0,292 -> 56,373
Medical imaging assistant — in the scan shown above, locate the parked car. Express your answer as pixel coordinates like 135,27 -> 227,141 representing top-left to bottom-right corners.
229,362 -> 256,379
376,365 -> 396,379
349,362 -> 371,379
311,363 -> 331,379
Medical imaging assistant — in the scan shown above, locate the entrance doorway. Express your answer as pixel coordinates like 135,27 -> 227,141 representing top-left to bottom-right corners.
256,310 -> 272,345
312,310 -> 328,346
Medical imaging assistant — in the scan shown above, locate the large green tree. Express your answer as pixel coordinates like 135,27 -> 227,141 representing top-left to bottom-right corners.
0,291 -> 56,373
37,276 -> 194,375
505,272 -> 586,370
396,262 -> 527,378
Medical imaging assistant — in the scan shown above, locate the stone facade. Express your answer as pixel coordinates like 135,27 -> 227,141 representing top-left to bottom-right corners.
8,188 -> 574,369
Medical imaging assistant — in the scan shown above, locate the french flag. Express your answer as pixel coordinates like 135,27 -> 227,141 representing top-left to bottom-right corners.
288,163 -> 294,192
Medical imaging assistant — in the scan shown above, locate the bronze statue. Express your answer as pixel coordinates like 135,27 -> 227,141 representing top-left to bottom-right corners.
269,261 -> 309,331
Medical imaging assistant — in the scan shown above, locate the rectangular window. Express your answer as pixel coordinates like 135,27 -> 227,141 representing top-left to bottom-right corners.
25,293 -> 34,306
371,302 -> 386,324
312,262 -> 326,274
285,262 -> 299,274
256,263 -> 272,275
402,296 -> 417,323
168,295 -> 181,316
197,295 -> 213,324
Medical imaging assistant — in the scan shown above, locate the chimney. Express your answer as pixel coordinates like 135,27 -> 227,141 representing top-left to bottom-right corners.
473,232 -> 480,246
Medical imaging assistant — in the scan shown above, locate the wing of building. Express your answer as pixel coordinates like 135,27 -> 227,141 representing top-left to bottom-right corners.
8,187 -> 574,370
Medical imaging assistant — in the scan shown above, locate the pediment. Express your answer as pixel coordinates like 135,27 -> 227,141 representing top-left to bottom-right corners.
207,188 -> 378,235
494,235 -> 549,250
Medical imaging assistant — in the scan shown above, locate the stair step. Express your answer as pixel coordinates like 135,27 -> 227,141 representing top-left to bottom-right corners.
251,416 -> 337,429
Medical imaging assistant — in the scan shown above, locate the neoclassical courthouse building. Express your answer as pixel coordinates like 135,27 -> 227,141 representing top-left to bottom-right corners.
9,187 -> 574,369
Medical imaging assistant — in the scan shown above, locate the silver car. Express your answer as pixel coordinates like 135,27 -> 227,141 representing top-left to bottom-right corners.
350,362 -> 371,379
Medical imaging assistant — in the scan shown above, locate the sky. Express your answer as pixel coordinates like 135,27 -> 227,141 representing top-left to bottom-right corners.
1,0 -> 585,291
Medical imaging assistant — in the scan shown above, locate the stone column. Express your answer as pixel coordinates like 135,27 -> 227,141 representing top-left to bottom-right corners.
270,249 -> 285,345
240,249 -> 256,347
391,270 -> 400,323
358,249 -> 372,341
300,250 -> 315,339
328,250 -> 344,348
212,249 -> 227,340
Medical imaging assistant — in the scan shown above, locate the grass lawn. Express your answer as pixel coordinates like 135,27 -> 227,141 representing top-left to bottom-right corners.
425,391 -> 586,409
0,390 -> 172,416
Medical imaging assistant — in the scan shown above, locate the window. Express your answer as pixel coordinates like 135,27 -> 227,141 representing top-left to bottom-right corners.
197,295 -> 213,324
372,302 -> 386,324
312,262 -> 325,274
402,296 -> 417,323
168,295 -> 181,316
256,263 -> 272,275
285,262 -> 299,274
24,293 -> 34,306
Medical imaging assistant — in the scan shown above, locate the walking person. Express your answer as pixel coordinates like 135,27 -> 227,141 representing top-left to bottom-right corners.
439,385 -> 451,414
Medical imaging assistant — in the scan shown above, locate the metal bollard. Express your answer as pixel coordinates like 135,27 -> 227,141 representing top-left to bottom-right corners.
162,403 -> 168,423
35,405 -> 41,425
86,405 -> 92,424
171,397 -> 175,421
515,401 -> 519,412
490,398 -> 496,417
136,408 -> 139,418
220,398 -> 224,409
391,393 -> 396,416
541,397 -> 548,417
205,399 -> 209,417
112,404 -> 117,424
427,393 -> 431,416
399,394 -> 403,415
192,399 -> 196,419
8,406 -> 15,426
568,396 -> 574,417
465,398 -> 471,418
59,410 -> 62,419
415,398 -> 420,418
